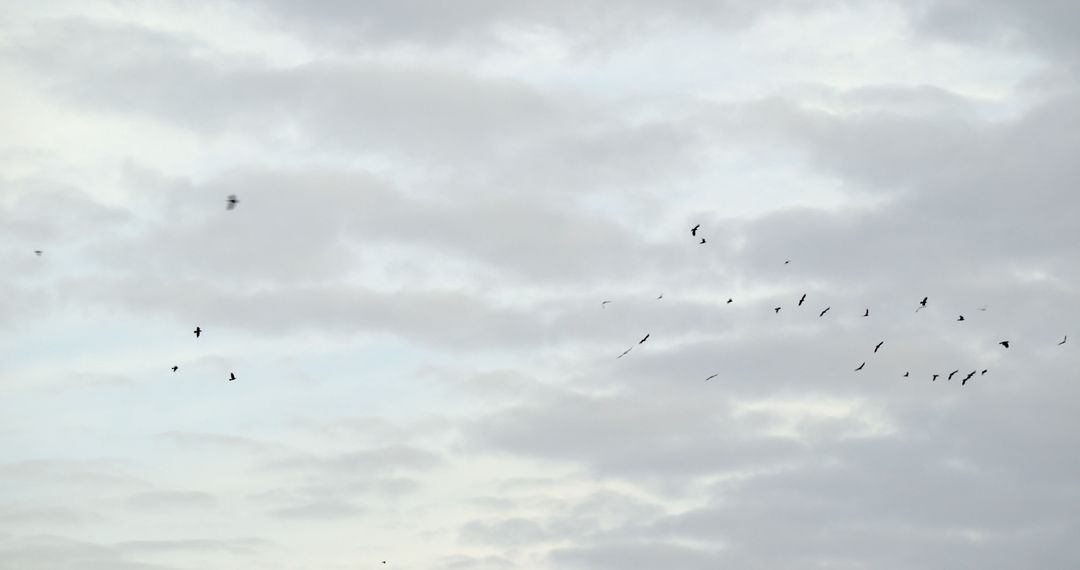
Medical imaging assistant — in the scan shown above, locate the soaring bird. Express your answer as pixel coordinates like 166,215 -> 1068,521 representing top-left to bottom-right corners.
798,294 -> 806,306
862,309 -> 869,317
977,306 -> 988,311
999,340 -> 1010,348
784,260 -> 790,265
854,362 -> 865,371
948,370 -> 959,381
873,341 -> 884,353
33,250 -> 42,256
961,371 -> 976,386
957,315 -> 965,322
639,334 -> 650,344
774,307 -> 782,314
691,224 -> 700,236
601,300 -> 612,308
1059,335 -> 1068,346
226,194 -> 238,210
656,294 -> 664,300
726,298 -> 734,304
171,365 -> 178,372
819,307 -> 831,317
704,373 -> 719,382
193,326 -> 202,338
916,296 -> 928,311
980,369 -> 988,375
903,372 -> 909,378
932,374 -> 939,382
228,372 -> 236,381
699,238 -> 706,244
617,347 -> 633,359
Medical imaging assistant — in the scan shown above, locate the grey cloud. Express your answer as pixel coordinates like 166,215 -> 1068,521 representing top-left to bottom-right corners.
909,0 -> 1080,59
116,538 -> 270,555
125,491 -> 218,510
0,535 -> 177,570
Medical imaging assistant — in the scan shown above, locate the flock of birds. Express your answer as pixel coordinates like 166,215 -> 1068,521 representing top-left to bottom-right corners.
608,224 -> 1069,385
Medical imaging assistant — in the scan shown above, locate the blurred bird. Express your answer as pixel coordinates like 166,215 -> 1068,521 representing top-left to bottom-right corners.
855,362 -> 865,371
228,372 -> 236,381
699,238 -> 706,245
957,315 -> 965,322
601,300 -> 612,308
193,326 -> 201,338
932,374 -> 939,382
226,194 -> 238,210
819,307 -> 831,317
34,250 -> 42,256
874,341 -> 884,353
691,224 -> 700,236
862,309 -> 869,317
171,365 -> 178,372
774,307 -> 782,314
1059,336 -> 1067,346
948,370 -> 959,380
638,334 -> 650,344
705,373 -> 719,382
617,347 -> 633,359
999,340 -> 1010,348
798,294 -> 806,306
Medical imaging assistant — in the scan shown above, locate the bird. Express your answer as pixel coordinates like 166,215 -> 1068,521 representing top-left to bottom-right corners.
704,373 -> 719,382
601,300 -> 612,308
948,370 -> 959,381
726,298 -> 733,304
798,294 -> 806,306
171,365 -> 178,372
193,326 -> 201,338
916,296 -> 928,311
617,347 -> 633,359
862,309 -> 869,317
699,238 -> 706,244
819,307 -> 831,317
854,362 -> 865,371
999,340 -> 1010,348
961,371 -> 976,386
957,315 -> 965,322
656,294 -> 663,300
33,250 -> 42,256
980,369 -> 988,375
873,341 -> 884,353
903,372 -> 909,378
1059,335 -> 1067,346
691,224 -> 700,236
774,306 -> 782,314
977,306 -> 988,311
784,260 -> 790,265
932,374 -> 939,382
228,372 -> 236,381
638,334 -> 650,344
226,194 -> 238,210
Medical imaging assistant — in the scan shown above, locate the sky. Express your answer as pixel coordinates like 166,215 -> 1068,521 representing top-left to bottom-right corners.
1,1 -> 1079,568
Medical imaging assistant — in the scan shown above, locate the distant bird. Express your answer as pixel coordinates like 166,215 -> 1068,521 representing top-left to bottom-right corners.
601,300 -> 612,308
916,296 -> 928,311
948,370 -> 959,381
980,369 -> 988,375
903,372 -> 909,378
33,250 -> 42,256
873,341 -> 884,353
819,307 -> 831,317
704,373 -> 719,382
699,238 -> 706,244
854,362 -> 865,371
656,294 -> 663,300
784,260 -> 790,265
961,371 -> 976,386
617,347 -> 633,359
862,309 -> 869,317
228,372 -> 236,381
193,326 -> 202,338
932,374 -> 939,382
774,306 -> 782,314
226,194 -> 238,210
726,298 -> 734,304
798,294 -> 806,306
999,340 -> 1010,348
171,365 -> 178,372
1059,335 -> 1067,346
691,224 -> 700,236
957,315 -> 965,322
638,334 -> 650,344
977,306 -> 988,311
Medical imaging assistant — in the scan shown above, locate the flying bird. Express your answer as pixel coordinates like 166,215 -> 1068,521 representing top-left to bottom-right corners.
617,347 -> 633,359
1059,335 -> 1067,345
977,306 -> 988,311
193,326 -> 201,338
33,250 -> 42,256
226,194 -> 238,210
774,306 -> 782,314
903,372 -> 909,378
854,362 -> 865,371
726,298 -> 734,304
171,365 -> 178,372
862,309 -> 869,317
819,307 -> 831,317
784,260 -> 790,265
656,294 -> 663,300
798,294 -> 806,306
228,372 -> 236,381
962,371 -> 976,386
980,369 -> 988,375
601,300 -> 612,308
638,334 -> 650,344
999,340 -> 1010,348
957,315 -> 965,322
699,238 -> 706,244
948,370 -> 959,381
932,374 -> 939,382
691,224 -> 700,236
916,297 -> 928,311
704,373 -> 719,382
873,341 -> 884,353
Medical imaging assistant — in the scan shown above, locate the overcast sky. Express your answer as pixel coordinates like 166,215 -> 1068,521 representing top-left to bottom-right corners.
2,1 -> 1079,568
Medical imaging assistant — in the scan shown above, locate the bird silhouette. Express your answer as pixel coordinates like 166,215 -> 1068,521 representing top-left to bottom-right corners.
601,300 -> 612,308
932,374 -> 939,382
999,340 -> 1010,348
656,294 -> 663,300
704,373 -> 719,382
784,260 -> 790,265
228,372 -> 236,381
726,298 -> 734,304
948,370 -> 959,380
226,194 -> 238,210
638,334 -> 650,344
977,306 -> 988,311
854,362 -> 865,371
862,309 -> 869,317
699,238 -> 706,244
1059,335 -> 1067,346
903,372 -> 909,378
874,341 -> 884,353
774,306 -> 782,314
916,297 -> 928,311
798,294 -> 806,306
961,371 -> 976,386
980,369 -> 988,375
33,250 -> 42,256
171,365 -> 178,372
957,315 -> 965,321
193,326 -> 201,338
617,347 -> 633,359
691,224 -> 700,236
819,307 -> 831,317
